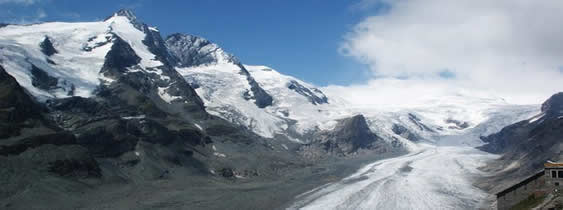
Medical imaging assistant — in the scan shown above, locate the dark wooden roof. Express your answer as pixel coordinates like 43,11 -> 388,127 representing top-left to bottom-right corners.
496,170 -> 545,197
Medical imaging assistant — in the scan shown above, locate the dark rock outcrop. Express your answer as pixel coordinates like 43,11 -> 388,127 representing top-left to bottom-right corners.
100,32 -> 205,114
541,92 -> 563,118
239,65 -> 273,108
287,80 -> 328,105
30,64 -> 58,90
392,124 -> 421,141
39,36 -> 58,56
300,115 -> 401,160
0,65 -> 44,138
408,113 -> 435,132
445,119 -> 470,130
101,35 -> 141,75
165,33 -> 239,67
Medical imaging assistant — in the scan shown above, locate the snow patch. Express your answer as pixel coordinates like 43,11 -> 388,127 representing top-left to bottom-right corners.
528,113 -> 545,123
194,123 -> 203,130
122,115 -> 146,120
213,152 -> 226,158
157,86 -> 182,103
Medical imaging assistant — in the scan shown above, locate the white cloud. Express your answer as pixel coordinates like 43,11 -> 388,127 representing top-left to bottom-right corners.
337,0 -> 563,104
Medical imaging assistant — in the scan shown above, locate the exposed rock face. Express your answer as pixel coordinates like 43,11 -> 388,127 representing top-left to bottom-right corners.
408,113 -> 435,132
287,80 -> 328,105
541,92 -> 563,117
392,124 -> 421,142
0,65 -> 44,138
30,64 -> 58,91
239,65 -> 273,108
39,36 -> 58,56
100,33 -> 205,116
101,35 -> 141,73
445,119 -> 469,130
300,115 -> 401,160
165,33 -> 238,67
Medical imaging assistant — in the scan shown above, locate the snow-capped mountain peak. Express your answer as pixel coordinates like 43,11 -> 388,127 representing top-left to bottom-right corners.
0,9 -> 205,113
105,9 -> 144,31
113,9 -> 138,21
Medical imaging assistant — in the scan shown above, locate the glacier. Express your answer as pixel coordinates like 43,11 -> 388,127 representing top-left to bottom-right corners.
289,104 -> 539,210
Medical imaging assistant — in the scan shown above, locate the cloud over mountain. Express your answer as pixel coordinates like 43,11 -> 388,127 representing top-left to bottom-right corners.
338,0 -> 563,104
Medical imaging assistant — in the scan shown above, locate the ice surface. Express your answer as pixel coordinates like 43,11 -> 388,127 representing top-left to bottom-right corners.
290,145 -> 496,210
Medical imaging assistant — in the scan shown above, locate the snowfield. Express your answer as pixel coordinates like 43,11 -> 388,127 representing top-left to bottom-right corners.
0,15 -> 172,102
0,21 -> 114,100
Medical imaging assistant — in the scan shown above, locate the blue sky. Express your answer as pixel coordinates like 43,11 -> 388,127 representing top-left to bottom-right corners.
0,0 -> 387,86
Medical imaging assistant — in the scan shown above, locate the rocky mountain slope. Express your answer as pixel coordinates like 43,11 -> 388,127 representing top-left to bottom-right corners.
477,92 -> 563,194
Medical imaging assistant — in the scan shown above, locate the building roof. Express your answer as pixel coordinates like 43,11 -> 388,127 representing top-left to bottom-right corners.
545,162 -> 563,168
496,170 -> 545,197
